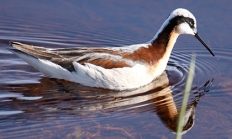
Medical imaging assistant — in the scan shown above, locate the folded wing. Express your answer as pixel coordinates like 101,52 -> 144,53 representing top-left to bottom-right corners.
9,42 -> 133,71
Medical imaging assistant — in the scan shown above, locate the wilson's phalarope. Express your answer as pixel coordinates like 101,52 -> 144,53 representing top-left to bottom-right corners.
9,8 -> 214,90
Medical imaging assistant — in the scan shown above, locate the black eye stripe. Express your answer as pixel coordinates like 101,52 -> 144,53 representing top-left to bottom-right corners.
185,18 -> 195,28
186,19 -> 194,28
168,16 -> 195,29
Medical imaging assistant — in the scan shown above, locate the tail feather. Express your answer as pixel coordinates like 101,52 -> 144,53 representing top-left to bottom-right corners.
9,41 -> 60,60
9,41 -> 75,71
8,48 -> 38,61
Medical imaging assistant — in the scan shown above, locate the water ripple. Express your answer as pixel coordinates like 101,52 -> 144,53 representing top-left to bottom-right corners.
0,4 -> 232,138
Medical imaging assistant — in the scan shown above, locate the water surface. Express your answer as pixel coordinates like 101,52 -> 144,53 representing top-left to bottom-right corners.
1,1 -> 232,139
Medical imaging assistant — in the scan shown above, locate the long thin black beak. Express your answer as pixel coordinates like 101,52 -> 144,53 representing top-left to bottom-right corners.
195,33 -> 215,56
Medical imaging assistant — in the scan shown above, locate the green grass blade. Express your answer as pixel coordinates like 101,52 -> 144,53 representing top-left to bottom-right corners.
176,54 -> 196,139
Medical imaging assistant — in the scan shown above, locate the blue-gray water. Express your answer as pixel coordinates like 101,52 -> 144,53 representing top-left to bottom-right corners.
1,1 -> 232,139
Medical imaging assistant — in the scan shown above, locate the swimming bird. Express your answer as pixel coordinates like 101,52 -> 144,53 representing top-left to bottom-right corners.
9,8 -> 214,90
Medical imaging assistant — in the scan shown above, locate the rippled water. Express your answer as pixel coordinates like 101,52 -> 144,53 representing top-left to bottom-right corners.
1,1 -> 232,139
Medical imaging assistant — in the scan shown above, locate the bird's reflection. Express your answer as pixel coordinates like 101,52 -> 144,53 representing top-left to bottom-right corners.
3,71 -> 212,135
